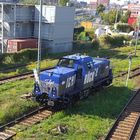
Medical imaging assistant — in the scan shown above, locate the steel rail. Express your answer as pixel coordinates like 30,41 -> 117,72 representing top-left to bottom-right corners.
0,105 -> 53,140
105,89 -> 140,140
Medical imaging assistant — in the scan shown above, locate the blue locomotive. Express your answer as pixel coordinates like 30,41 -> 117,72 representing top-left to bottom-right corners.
33,54 -> 113,106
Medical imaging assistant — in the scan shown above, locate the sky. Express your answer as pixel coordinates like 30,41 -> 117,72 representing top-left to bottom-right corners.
77,0 -> 129,4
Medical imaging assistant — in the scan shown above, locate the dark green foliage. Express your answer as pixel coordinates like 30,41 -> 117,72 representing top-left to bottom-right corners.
116,23 -> 134,33
131,39 -> 140,45
99,35 -> 131,48
97,4 -> 105,14
58,0 -> 69,6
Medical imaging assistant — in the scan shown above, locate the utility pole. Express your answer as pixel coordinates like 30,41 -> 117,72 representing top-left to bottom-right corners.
115,0 -> 120,25
37,0 -> 42,75
1,3 -> 4,53
134,16 -> 140,56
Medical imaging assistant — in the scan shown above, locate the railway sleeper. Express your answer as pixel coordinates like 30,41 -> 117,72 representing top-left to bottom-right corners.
125,115 -> 139,120
0,132 -> 12,139
111,134 -> 128,140
19,121 -> 31,126
118,123 -> 134,128
35,114 -> 47,119
4,130 -> 16,136
113,131 -> 130,137
124,117 -> 138,121
123,118 -> 137,123
32,116 -> 44,121
33,115 -> 44,120
115,129 -> 131,134
41,110 -> 52,114
40,112 -> 51,116
40,113 -> 50,118
27,117 -> 40,122
23,119 -> 36,125
119,121 -> 135,126
0,135 -> 8,140
116,126 -> 132,131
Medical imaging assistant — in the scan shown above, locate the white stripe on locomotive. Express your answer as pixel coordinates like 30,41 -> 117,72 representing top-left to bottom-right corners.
84,71 -> 94,84
66,74 -> 76,88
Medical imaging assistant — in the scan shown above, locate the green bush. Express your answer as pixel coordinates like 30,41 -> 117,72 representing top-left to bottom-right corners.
115,23 -> 134,33
74,26 -> 85,41
0,48 -> 48,69
73,41 -> 99,51
99,35 -> 131,48
131,39 -> 140,45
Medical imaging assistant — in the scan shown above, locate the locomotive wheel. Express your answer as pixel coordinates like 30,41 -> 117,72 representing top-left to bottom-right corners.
80,89 -> 90,100
104,79 -> 112,86
36,93 -> 48,103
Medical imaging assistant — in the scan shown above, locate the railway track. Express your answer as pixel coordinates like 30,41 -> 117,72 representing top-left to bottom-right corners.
1,65 -> 140,85
0,67 -> 54,85
105,89 -> 140,140
0,106 -> 53,140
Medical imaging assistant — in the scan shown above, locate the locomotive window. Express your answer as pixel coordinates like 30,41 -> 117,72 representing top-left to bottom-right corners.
86,62 -> 93,69
57,59 -> 75,68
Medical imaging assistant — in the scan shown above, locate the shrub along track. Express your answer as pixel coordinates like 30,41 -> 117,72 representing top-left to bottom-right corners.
0,106 -> 53,140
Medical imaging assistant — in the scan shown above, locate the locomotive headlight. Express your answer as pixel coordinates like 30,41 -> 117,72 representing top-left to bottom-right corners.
52,87 -> 57,96
61,81 -> 65,85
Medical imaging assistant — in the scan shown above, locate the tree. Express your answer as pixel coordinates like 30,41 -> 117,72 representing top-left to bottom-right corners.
19,0 -> 39,4
120,10 -> 131,23
97,4 -> 105,15
58,0 -> 69,6
100,9 -> 121,25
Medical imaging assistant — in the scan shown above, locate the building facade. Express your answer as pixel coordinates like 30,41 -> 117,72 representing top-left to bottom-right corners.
0,3 -> 34,53
0,4 -> 75,53
122,4 -> 140,25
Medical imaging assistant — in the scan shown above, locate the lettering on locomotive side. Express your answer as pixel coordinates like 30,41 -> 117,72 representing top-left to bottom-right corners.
66,74 -> 76,88
84,71 -> 94,84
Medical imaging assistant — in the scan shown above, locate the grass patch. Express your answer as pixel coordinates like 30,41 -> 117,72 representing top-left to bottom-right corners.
0,78 -> 39,125
15,78 -> 134,140
0,45 -> 139,139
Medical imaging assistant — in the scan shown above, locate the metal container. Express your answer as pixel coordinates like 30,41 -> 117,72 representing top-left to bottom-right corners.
7,38 -> 37,53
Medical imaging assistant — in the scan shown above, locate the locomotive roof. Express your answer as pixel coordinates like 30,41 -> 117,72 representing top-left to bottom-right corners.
63,54 -> 91,61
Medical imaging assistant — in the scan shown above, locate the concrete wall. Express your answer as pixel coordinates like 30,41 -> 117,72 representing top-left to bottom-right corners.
34,23 -> 54,40
34,5 -> 75,53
